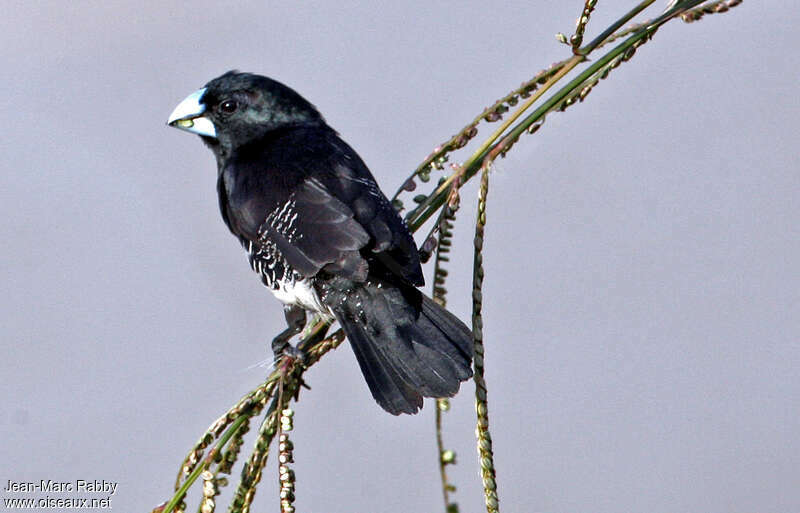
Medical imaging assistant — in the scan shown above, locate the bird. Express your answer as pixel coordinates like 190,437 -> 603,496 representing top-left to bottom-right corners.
167,71 -> 473,415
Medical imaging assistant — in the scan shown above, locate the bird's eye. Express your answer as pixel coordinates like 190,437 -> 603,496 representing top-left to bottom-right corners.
219,100 -> 238,114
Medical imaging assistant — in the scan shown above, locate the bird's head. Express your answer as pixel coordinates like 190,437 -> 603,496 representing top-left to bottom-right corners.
167,71 -> 324,156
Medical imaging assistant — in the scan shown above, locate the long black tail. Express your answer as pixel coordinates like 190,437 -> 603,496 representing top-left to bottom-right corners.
329,279 -> 473,415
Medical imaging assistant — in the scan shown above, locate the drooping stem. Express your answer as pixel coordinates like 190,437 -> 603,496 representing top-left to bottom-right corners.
472,165 -> 498,513
431,200 -> 460,512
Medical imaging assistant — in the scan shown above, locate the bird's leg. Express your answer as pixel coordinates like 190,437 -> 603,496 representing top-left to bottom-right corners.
271,305 -> 307,361
296,314 -> 332,353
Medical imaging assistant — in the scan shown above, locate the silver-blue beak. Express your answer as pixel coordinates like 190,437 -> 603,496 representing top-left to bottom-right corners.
167,88 -> 217,138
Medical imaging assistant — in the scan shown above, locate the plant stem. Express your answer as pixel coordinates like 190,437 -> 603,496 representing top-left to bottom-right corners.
162,415 -> 250,513
580,0 -> 655,53
409,1 -> 696,233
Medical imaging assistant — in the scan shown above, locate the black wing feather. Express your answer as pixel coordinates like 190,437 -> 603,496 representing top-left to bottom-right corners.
219,126 -> 424,285
257,178 -> 370,277
314,133 -> 424,286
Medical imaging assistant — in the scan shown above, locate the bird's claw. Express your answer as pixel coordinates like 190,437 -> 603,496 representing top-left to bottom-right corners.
276,343 -> 307,367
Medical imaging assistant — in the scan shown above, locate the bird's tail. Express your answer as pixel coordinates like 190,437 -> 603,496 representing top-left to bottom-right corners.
329,279 -> 474,415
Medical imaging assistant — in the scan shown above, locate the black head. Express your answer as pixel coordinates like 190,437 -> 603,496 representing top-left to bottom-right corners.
168,71 -> 324,158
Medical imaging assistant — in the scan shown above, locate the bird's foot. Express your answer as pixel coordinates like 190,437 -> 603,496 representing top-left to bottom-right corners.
271,304 -> 308,365
281,344 -> 307,366
271,337 -> 307,367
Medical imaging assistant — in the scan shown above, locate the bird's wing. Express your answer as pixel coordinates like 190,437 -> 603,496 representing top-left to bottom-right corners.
257,177 -> 371,279
220,127 -> 425,285
313,136 -> 425,286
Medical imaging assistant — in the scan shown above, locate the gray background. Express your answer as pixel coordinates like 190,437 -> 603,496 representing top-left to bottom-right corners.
2,2 -> 798,512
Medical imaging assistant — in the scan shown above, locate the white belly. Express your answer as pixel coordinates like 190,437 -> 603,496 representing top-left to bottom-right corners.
270,277 -> 331,316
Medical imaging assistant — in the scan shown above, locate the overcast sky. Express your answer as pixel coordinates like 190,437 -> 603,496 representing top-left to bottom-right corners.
2,2 -> 798,513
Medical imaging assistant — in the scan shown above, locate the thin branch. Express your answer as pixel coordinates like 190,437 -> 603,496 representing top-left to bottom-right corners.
571,0 -> 600,52
277,407 -> 296,513
681,0 -> 742,22
407,1 -> 711,233
580,0 -> 655,54
392,59 -> 573,209
160,412 -> 255,513
431,193 -> 460,512
472,164 -> 498,513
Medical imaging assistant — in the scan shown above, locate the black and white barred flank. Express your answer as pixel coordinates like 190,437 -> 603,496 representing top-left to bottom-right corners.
245,197 -> 299,290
